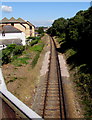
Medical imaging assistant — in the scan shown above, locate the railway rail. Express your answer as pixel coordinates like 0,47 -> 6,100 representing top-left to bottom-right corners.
42,35 -> 66,119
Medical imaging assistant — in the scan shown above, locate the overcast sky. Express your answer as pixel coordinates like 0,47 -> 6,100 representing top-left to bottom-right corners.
0,2 -> 90,27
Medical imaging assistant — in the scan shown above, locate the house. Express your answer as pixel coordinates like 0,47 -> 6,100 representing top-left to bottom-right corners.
0,17 -> 35,37
0,25 -> 26,45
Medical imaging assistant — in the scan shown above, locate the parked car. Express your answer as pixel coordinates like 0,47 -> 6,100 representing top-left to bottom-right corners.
0,44 -> 7,50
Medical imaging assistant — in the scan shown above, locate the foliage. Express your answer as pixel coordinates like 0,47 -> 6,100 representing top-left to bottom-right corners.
31,44 -> 44,68
31,52 -> 40,68
37,27 -> 44,34
30,44 -> 44,52
47,17 -> 68,36
2,44 -> 24,64
12,45 -> 24,55
26,36 -> 39,40
48,7 -> 92,70
12,57 -> 30,66
28,36 -> 41,46
30,39 -> 38,46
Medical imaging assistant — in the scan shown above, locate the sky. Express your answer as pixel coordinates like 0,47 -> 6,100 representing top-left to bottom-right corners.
0,2 -> 91,27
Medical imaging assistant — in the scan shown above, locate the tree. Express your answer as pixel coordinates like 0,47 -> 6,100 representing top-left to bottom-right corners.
37,27 -> 44,34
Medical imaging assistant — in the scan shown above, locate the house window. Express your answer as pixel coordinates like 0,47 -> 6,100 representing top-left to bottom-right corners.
30,26 -> 32,29
2,31 -> 5,36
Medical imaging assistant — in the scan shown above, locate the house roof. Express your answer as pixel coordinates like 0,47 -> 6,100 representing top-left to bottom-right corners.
27,21 -> 35,27
17,18 -> 26,23
0,25 -> 22,33
1,17 -> 9,23
8,17 -> 18,22
0,17 -> 35,27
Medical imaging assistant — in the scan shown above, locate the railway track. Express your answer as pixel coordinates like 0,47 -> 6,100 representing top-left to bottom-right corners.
42,35 -> 66,119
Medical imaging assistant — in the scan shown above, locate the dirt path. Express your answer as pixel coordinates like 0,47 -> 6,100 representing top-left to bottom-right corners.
59,55 -> 84,118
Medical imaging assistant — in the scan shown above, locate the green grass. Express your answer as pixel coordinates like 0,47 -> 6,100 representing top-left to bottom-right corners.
30,39 -> 38,46
12,57 -> 30,67
31,44 -> 44,68
31,52 -> 40,68
30,44 -> 44,52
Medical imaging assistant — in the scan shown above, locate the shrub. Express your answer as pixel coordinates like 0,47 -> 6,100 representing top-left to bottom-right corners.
2,44 -> 24,64
2,49 -> 11,64
13,45 -> 24,55
30,40 -> 38,46
7,44 -> 16,50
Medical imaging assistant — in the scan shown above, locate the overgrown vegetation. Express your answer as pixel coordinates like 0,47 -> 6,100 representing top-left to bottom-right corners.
30,44 -> 44,68
2,44 -> 24,64
12,57 -> 30,67
37,27 -> 44,34
2,35 -> 44,69
47,6 -> 92,117
26,36 -> 44,68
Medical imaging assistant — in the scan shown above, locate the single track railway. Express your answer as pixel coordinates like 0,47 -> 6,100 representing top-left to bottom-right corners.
42,35 -> 66,119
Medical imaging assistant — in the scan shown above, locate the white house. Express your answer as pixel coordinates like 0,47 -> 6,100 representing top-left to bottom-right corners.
0,25 -> 26,46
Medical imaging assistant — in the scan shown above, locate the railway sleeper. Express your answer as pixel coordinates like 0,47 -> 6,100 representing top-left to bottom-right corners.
47,94 -> 59,97
44,112 -> 60,118
45,105 -> 60,109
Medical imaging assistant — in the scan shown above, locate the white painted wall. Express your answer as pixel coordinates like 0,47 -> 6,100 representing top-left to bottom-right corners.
0,32 -> 26,46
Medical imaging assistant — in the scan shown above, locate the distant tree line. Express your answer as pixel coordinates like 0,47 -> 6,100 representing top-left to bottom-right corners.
37,27 -> 44,34
47,6 -> 92,117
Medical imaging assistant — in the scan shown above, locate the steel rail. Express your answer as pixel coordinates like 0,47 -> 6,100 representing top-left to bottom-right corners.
42,35 -> 66,119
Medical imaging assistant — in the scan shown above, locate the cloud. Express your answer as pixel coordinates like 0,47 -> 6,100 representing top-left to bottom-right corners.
31,20 -> 54,27
1,5 -> 12,12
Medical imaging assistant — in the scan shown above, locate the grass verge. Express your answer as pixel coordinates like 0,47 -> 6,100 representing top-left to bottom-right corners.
31,44 -> 44,68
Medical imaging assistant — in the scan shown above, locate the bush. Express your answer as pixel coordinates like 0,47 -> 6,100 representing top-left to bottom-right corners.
30,40 -> 38,46
2,49 -> 11,64
13,45 -> 24,55
27,36 -> 40,40
2,44 -> 24,64
29,36 -> 41,46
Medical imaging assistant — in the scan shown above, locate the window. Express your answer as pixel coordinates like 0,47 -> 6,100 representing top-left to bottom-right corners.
11,23 -> 14,26
30,26 -> 32,29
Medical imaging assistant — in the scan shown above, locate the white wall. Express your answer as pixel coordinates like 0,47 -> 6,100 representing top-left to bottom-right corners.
0,32 -> 26,46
